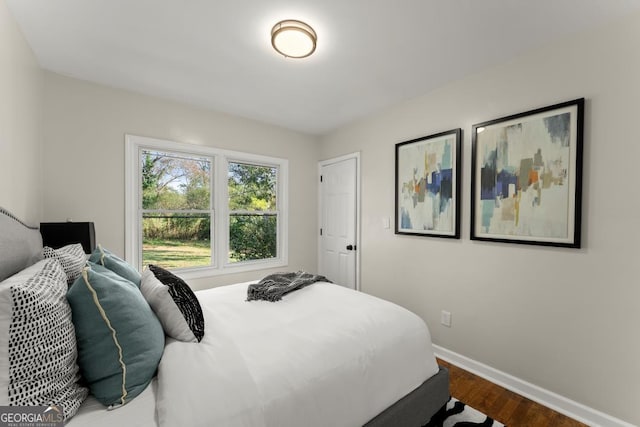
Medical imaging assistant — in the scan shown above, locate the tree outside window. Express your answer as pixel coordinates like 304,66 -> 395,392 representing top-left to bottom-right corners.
141,150 -> 212,269
228,162 -> 278,263
138,150 -> 281,271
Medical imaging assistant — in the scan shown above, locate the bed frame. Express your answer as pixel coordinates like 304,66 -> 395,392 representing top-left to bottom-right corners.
365,366 -> 449,426
0,207 -> 44,282
0,206 -> 449,426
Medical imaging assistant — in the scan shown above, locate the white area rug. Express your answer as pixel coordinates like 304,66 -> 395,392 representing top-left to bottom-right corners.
423,397 -> 505,426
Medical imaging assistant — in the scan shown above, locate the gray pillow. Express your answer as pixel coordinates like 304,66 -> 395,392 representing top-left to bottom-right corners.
140,265 -> 205,343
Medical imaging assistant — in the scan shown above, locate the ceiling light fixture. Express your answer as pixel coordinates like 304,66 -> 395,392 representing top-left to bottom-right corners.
271,19 -> 317,59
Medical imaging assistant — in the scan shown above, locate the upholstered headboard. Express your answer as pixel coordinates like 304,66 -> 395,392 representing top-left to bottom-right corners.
0,207 -> 43,282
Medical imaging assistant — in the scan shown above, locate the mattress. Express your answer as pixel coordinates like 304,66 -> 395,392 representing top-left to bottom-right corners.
68,281 -> 439,426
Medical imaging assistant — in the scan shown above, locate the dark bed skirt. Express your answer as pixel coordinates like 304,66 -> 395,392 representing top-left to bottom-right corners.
364,366 -> 450,427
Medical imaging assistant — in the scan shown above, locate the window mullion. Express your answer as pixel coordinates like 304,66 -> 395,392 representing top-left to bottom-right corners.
210,155 -> 216,268
216,155 -> 228,269
141,209 -> 211,214
228,210 -> 278,215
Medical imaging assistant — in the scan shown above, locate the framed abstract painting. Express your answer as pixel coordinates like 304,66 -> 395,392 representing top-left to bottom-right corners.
395,128 -> 461,238
470,98 -> 584,248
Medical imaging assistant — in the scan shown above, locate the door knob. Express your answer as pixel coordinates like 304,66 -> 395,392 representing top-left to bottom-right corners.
346,244 -> 356,251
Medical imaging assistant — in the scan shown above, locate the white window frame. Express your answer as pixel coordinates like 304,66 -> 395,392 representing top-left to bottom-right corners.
125,134 -> 288,280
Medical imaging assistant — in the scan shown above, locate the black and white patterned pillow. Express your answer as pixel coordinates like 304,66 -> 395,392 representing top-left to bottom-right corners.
43,243 -> 86,285
140,265 -> 204,342
0,259 -> 88,420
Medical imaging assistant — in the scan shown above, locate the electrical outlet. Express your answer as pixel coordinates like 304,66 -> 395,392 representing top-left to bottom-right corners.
440,310 -> 451,327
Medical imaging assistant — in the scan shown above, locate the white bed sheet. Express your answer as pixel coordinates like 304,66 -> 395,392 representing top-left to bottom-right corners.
158,282 -> 439,427
67,378 -> 157,427
67,282 -> 439,427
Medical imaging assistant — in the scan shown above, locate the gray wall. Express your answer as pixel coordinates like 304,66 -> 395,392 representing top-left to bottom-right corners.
320,12 -> 640,426
41,72 -> 320,289
3,0 -> 639,423
0,0 -> 42,224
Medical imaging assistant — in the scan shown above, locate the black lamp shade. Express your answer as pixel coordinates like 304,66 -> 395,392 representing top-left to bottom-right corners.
40,222 -> 96,254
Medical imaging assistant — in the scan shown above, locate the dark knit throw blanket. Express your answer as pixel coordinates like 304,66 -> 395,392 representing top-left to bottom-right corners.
246,271 -> 331,302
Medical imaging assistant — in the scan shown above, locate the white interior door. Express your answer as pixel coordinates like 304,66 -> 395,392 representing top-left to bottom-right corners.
319,155 -> 358,289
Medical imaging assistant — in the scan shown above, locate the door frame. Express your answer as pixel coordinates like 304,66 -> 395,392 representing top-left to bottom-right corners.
318,152 -> 361,291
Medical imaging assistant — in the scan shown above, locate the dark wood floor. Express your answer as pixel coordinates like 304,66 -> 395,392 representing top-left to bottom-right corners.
437,358 -> 587,427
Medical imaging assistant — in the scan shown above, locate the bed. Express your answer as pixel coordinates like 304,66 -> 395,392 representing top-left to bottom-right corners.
0,207 -> 449,426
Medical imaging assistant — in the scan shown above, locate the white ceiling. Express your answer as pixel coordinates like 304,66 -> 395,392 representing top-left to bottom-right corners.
7,0 -> 640,135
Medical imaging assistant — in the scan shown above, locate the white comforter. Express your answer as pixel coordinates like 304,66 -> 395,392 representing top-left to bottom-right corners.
156,282 -> 439,427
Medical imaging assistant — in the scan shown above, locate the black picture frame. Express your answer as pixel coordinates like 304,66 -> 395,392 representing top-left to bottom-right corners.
470,98 -> 584,248
395,128 -> 461,239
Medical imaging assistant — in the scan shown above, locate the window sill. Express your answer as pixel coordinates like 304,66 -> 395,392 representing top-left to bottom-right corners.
167,258 -> 288,281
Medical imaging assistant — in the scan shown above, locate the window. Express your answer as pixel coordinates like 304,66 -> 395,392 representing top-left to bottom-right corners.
228,162 -> 278,263
141,150 -> 213,269
125,135 -> 288,278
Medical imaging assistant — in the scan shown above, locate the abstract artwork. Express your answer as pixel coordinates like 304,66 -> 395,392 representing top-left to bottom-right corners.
395,129 -> 461,238
471,99 -> 584,247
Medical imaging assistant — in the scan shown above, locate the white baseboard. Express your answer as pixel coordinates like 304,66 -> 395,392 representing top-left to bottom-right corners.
433,345 -> 634,427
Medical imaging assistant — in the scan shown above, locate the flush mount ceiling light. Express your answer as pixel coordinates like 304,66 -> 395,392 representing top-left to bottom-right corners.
271,19 -> 317,59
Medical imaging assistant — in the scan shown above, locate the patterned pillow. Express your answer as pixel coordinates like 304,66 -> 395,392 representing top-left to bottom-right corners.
0,259 -> 88,420
67,264 -> 164,408
43,243 -> 86,285
140,265 -> 205,342
89,244 -> 141,286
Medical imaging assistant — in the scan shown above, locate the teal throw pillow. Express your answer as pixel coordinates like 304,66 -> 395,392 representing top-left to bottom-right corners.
67,265 -> 164,408
89,244 -> 141,286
